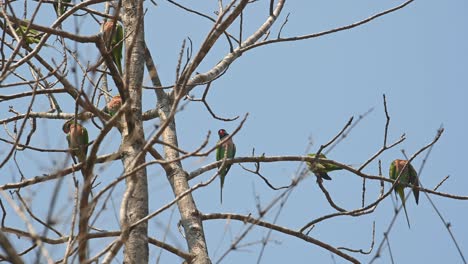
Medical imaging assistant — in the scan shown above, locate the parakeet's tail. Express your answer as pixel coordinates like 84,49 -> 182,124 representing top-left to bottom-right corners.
220,174 -> 225,204
76,148 -> 86,166
319,172 -> 332,181
402,200 -> 411,229
220,187 -> 223,204
78,152 -> 86,165
116,59 -> 122,74
398,189 -> 411,228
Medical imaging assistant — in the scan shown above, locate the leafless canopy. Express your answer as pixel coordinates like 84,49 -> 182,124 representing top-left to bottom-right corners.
0,1 -> 465,264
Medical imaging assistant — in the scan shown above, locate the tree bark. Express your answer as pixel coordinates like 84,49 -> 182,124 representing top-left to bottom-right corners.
157,100 -> 211,264
144,42 -> 211,263
120,0 -> 149,263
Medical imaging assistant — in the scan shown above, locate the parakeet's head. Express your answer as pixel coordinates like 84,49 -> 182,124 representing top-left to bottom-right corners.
111,95 -> 122,104
103,21 -> 112,30
102,20 -> 122,32
392,159 -> 411,172
63,119 -> 80,133
101,20 -> 114,26
218,129 -> 229,139
62,120 -> 73,133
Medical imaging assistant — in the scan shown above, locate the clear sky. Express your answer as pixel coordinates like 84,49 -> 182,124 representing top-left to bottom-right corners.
1,1 -> 467,263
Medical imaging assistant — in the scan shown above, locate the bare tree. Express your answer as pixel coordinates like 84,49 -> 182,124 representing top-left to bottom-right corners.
0,1 -> 466,263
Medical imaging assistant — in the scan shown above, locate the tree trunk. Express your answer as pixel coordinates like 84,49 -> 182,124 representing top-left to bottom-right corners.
156,96 -> 211,263
121,0 -> 149,263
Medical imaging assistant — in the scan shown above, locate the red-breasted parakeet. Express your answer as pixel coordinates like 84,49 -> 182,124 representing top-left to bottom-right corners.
216,129 -> 236,204
307,153 -> 342,181
63,120 -> 88,164
389,159 -> 420,228
103,20 -> 124,74
103,95 -> 122,116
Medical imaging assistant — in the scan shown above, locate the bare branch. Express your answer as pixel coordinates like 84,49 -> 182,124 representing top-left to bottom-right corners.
201,213 -> 360,264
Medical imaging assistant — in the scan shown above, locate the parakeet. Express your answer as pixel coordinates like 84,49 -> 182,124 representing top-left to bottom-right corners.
102,20 -> 124,74
15,24 -> 42,45
389,159 -> 419,228
63,120 -> 89,164
216,129 -> 236,204
307,153 -> 342,181
53,0 -> 71,17
102,95 -> 122,116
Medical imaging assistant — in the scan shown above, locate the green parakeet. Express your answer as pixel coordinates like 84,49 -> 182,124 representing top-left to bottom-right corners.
389,159 -> 420,228
63,120 -> 89,164
103,95 -> 122,116
103,20 -> 124,74
307,153 -> 342,181
15,24 -> 42,45
216,129 -> 236,204
54,0 -> 71,17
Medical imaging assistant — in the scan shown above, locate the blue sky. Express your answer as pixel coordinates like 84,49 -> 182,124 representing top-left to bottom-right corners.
1,0 -> 467,263
145,1 -> 468,263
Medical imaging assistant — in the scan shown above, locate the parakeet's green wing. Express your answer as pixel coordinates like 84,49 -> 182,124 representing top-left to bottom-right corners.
307,153 -> 339,180
114,24 -> 124,51
389,161 -> 404,200
389,161 -> 396,181
323,162 -> 343,172
408,163 -> 419,204
216,144 -> 225,163
16,26 -> 41,44
82,127 -> 89,147
317,154 -> 342,172
308,153 -> 325,159
225,143 -> 236,173
216,139 -> 236,204
112,24 -> 124,74
81,126 -> 89,151
229,143 -> 236,158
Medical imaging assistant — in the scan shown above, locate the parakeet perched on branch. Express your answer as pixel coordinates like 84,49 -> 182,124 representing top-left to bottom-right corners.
307,153 -> 342,181
102,20 -> 124,74
389,159 -> 420,228
216,129 -> 236,204
103,95 -> 122,116
15,24 -> 42,45
63,120 -> 89,164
